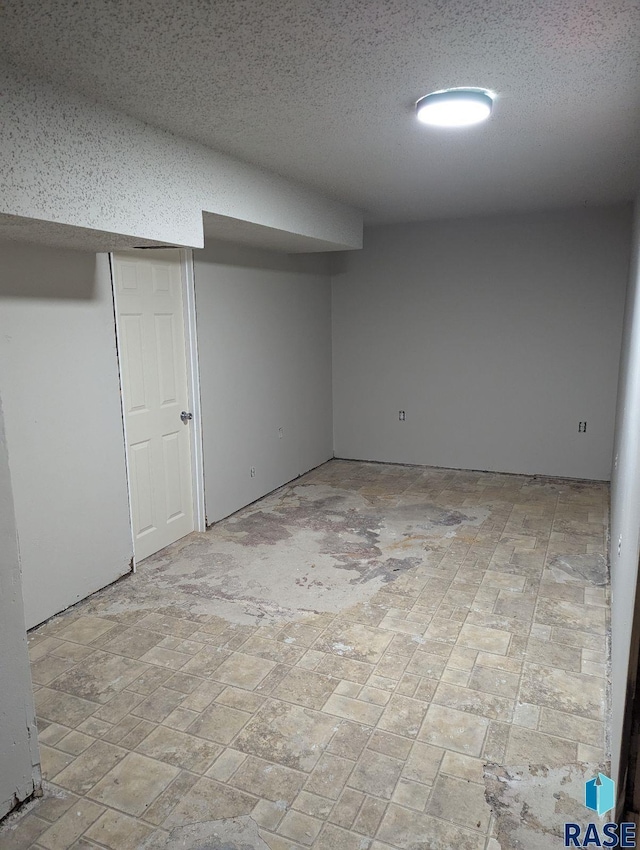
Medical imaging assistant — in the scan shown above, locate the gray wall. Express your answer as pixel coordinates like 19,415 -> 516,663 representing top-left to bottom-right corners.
610,198 -> 640,788
0,241 -> 133,628
194,242 -> 333,523
0,394 -> 41,818
332,206 -> 631,480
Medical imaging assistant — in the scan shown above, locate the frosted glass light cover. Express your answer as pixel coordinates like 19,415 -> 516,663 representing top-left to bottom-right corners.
416,89 -> 493,127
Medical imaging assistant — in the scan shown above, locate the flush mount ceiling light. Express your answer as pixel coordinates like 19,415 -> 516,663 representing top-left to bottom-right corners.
416,88 -> 494,128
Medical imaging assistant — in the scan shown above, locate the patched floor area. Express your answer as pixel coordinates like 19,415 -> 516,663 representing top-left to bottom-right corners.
1,460 -> 610,849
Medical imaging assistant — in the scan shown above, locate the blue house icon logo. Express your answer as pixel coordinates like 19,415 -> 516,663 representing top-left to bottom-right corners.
585,774 -> 616,817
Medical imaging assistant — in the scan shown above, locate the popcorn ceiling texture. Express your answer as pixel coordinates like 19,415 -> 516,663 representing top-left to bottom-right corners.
0,64 -> 362,252
1,0 -> 639,224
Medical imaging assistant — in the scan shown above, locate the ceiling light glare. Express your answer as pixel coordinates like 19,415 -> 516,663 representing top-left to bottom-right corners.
416,88 -> 494,128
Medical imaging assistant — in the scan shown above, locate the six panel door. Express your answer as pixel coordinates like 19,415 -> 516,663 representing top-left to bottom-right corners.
112,250 -> 194,561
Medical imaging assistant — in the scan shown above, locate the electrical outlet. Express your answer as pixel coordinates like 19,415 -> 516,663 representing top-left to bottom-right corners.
250,467 -> 256,478
399,410 -> 406,421
578,421 -> 587,433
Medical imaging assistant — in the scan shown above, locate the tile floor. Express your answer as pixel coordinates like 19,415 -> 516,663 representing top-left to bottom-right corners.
1,460 -> 609,849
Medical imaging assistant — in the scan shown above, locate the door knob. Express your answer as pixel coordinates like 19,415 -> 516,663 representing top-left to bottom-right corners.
180,411 -> 193,423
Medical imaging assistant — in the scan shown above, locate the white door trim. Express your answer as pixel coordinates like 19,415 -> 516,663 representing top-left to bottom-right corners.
179,249 -> 206,532
110,248 -> 206,572
109,252 -> 137,570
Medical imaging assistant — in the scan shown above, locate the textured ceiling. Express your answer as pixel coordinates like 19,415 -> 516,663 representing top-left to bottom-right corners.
2,0 -> 640,223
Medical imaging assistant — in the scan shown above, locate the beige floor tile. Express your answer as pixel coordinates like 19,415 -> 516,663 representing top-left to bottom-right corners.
234,700 -> 337,772
292,791 -> 333,820
100,627 -> 164,659
161,707 -> 200,731
35,688 -> 98,728
39,745 -> 76,781
163,777 -> 256,828
347,749 -> 403,799
187,701 -> 252,744
520,662 -> 605,720
135,613 -> 200,639
215,685 -> 266,713
53,741 -> 127,795
441,666 -> 471,686
34,787 -> 80,824
427,774 -> 491,832
54,731 -> 95,757
251,798 -> 287,830
440,750 -> 486,783
315,654 -> 374,684
328,788 -> 365,828
124,691 -> 180,728
230,755 -> 306,803
38,799 -> 105,850
54,617 -> 117,646
392,777 -> 431,810
314,822 -> 377,850
432,681 -> 513,722
457,623 -> 511,655
24,463 -> 614,850
180,680 -> 226,711
180,646 -> 232,678
402,741 -> 443,784
84,809 -> 154,849
206,748 -> 247,781
303,753 -> 354,800
525,636 -> 583,672
38,723 -> 70,747
424,619 -> 463,645
374,654 -> 411,680
368,730 -> 413,761
467,665 -> 520,698
312,623 -> 393,664
0,814 -> 51,850
535,598 -> 606,634
239,635 -> 305,665
322,694 -> 383,726
326,720 -> 371,761
538,707 -> 604,747
141,771 -> 200,825
272,668 -> 337,709
352,795 -> 387,836
211,651 -> 277,689
376,694 -> 429,738
138,646 -> 191,670
278,809 -> 322,845
377,803 -> 485,850
418,704 -> 489,756
405,651 -> 447,679
48,651 -> 148,705
506,726 -> 578,766
87,752 -> 179,816
334,680 -> 362,698
125,666 -> 173,696
31,655 -> 77,686
136,724 -> 222,772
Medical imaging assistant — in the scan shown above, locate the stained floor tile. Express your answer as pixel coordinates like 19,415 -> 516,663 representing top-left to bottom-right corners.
3,460 -> 610,850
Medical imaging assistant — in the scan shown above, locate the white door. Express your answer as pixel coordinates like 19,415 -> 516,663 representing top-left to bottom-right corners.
112,250 -> 194,562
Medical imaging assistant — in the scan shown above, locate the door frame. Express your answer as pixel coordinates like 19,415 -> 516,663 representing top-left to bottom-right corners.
110,248 -> 206,570
179,248 -> 206,535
